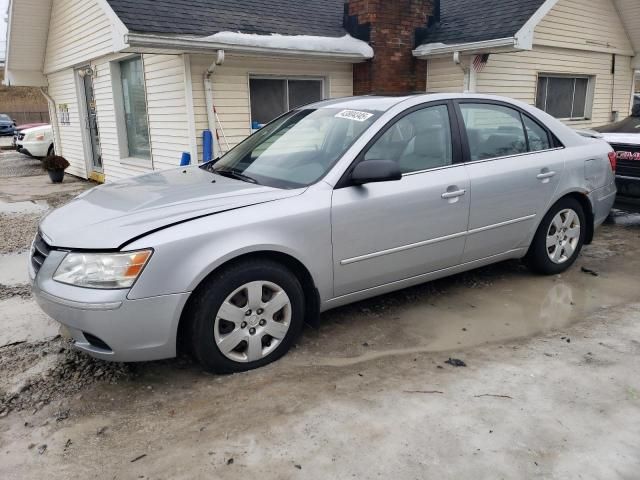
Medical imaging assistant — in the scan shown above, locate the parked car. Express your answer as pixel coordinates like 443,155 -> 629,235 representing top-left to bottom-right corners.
30,94 -> 616,373
12,122 -> 48,148
0,114 -> 17,136
15,125 -> 54,158
592,103 -> 640,198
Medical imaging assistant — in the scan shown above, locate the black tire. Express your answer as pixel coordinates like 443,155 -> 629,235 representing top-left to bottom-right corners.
189,259 -> 305,374
525,197 -> 586,275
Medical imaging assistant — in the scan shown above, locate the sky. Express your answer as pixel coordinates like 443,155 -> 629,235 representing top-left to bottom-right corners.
0,0 -> 8,61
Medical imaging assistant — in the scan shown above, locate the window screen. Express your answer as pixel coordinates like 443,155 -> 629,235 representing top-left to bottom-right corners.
536,75 -> 591,119
250,78 -> 324,126
120,56 -> 151,159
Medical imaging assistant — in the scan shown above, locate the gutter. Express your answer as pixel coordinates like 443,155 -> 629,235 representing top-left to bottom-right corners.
124,33 -> 372,63
413,37 -> 519,58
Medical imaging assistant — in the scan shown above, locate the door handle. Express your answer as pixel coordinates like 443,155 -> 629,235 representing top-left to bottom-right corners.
536,171 -> 556,180
441,189 -> 466,199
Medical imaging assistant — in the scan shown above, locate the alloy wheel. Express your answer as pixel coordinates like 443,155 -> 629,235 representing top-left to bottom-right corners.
546,208 -> 581,264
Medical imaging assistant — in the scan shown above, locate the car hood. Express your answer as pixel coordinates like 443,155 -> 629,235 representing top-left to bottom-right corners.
39,166 -> 304,250
21,125 -> 52,135
598,132 -> 640,146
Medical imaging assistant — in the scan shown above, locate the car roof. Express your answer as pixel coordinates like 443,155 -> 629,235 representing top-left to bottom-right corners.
305,93 -> 533,112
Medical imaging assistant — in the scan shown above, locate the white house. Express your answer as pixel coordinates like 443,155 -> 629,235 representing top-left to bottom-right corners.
3,0 -> 372,182
416,0 -> 640,130
3,0 -> 639,183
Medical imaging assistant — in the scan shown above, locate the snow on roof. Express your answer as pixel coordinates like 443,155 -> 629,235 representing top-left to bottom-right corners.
201,32 -> 374,59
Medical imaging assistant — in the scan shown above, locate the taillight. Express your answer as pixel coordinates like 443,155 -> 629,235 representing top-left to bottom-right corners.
608,151 -> 616,172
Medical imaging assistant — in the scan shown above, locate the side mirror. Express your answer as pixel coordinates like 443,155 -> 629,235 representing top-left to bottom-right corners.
351,160 -> 402,186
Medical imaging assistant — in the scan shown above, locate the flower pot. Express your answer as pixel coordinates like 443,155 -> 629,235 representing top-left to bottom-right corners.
48,169 -> 65,183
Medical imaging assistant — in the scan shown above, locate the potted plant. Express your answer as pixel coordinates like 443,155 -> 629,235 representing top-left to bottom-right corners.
42,155 -> 70,183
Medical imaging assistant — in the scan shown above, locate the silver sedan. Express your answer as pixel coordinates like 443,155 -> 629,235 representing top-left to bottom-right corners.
30,94 -> 617,373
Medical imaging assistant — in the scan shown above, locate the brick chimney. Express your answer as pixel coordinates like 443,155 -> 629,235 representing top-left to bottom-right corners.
345,0 -> 433,95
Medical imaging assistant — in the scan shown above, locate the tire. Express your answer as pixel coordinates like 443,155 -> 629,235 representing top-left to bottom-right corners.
525,197 -> 586,275
189,259 -> 305,374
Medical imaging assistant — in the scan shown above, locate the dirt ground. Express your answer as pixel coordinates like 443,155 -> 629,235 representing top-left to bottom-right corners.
1,149 -> 639,479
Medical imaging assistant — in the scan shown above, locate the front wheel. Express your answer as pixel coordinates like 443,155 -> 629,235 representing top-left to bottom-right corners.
525,197 -> 586,275
189,260 -> 305,374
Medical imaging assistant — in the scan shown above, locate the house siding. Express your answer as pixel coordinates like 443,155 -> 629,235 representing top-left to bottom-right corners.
476,47 -> 634,128
46,69 -> 87,178
426,57 -> 465,93
90,53 -> 191,181
189,54 -> 353,159
44,0 -> 115,74
425,0 -> 635,129
534,0 -> 634,55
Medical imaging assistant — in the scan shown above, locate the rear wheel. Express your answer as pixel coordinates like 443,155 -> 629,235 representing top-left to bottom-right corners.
189,259 -> 305,373
525,197 -> 586,275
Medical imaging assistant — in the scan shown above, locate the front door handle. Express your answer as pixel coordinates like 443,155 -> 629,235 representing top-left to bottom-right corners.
537,171 -> 556,180
441,189 -> 466,199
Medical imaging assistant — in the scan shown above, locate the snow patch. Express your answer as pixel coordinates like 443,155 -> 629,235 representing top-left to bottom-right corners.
200,32 -> 373,59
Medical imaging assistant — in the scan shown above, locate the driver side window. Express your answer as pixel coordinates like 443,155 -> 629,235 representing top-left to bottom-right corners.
364,105 -> 453,174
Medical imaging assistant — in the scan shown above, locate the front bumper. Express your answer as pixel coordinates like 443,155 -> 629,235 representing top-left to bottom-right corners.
16,140 -> 49,157
30,248 -> 190,362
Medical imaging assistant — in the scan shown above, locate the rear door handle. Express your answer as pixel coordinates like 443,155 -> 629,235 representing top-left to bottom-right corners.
537,171 -> 556,180
441,189 -> 466,199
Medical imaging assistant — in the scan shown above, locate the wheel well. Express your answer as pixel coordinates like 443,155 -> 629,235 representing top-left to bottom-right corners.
176,251 -> 321,356
564,192 -> 595,244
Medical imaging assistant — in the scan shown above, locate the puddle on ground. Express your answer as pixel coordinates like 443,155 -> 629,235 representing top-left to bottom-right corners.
608,208 -> 640,227
0,199 -> 49,215
0,297 -> 60,347
0,252 -> 30,285
295,221 -> 640,367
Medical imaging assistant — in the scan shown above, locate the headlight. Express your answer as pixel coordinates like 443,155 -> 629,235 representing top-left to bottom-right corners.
53,250 -> 153,289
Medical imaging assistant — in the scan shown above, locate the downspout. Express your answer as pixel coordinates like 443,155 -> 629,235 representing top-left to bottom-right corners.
40,87 -> 61,156
453,51 -> 472,92
204,50 -> 228,159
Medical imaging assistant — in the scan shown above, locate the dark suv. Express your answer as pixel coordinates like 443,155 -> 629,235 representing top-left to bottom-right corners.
0,114 -> 17,137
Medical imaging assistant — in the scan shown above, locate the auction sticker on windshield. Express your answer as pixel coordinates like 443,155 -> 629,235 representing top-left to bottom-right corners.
335,110 -> 374,122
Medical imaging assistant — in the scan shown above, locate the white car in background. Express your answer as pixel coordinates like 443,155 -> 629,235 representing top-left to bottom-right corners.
16,125 -> 54,158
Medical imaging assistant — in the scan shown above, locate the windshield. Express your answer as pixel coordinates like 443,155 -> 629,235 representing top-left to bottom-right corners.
0,115 -> 11,122
203,108 -> 380,188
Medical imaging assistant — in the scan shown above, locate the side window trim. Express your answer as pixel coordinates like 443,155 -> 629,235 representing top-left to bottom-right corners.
335,100 -> 462,189
452,99 -> 564,164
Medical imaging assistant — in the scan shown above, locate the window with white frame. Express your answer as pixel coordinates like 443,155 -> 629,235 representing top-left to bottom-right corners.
249,77 -> 324,127
536,75 -> 593,120
119,56 -> 151,160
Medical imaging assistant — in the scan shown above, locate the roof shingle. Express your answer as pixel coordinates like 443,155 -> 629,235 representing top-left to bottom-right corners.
420,0 -> 547,45
106,0 -> 347,38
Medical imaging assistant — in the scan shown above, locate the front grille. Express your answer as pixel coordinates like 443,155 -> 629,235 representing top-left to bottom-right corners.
617,160 -> 640,178
31,233 -> 51,275
18,133 -> 25,141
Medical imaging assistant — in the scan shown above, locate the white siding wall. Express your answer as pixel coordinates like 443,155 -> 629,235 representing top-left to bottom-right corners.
426,57 -> 465,93
44,0 -> 115,74
475,47 -> 634,128
190,54 -> 353,159
90,53 -> 191,181
46,69 -> 87,178
535,0 -> 634,55
143,54 -> 191,171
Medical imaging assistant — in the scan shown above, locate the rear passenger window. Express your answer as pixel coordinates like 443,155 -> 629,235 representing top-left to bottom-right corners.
460,104 -> 527,161
523,115 -> 551,152
365,105 -> 452,174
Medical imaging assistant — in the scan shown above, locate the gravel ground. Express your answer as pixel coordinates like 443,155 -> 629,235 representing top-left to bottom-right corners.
0,337 -> 132,417
0,284 -> 32,301
0,213 -> 41,254
0,151 -> 42,178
